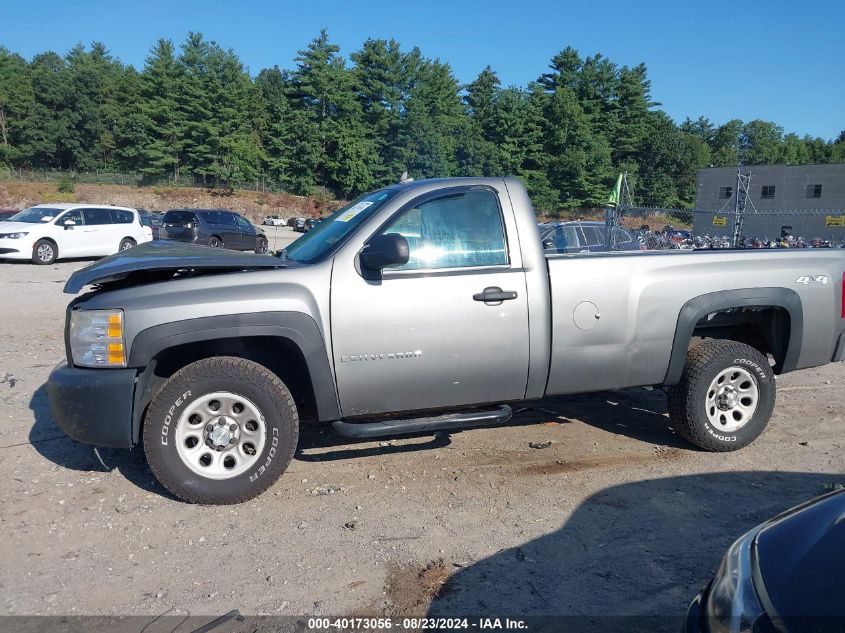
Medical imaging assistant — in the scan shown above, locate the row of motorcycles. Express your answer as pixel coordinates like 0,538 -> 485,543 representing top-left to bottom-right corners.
634,226 -> 845,251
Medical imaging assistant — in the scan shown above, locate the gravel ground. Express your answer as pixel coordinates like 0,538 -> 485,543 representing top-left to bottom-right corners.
0,243 -> 842,625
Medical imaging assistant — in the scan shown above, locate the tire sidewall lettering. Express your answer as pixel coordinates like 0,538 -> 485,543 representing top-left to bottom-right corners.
732,357 -> 767,381
705,424 -> 738,442
249,427 -> 279,482
160,389 -> 192,446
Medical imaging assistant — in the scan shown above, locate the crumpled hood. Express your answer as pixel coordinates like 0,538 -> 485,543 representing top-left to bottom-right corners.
64,240 -> 288,293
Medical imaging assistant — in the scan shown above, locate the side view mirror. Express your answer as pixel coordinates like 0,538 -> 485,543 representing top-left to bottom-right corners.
360,233 -> 410,271
542,239 -> 555,249
63,219 -> 76,229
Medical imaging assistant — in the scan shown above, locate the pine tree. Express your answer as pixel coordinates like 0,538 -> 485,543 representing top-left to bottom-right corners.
0,47 -> 35,166
291,29 -> 377,195
398,59 -> 464,178
25,52 -> 72,168
350,38 -> 416,184
139,39 -> 183,179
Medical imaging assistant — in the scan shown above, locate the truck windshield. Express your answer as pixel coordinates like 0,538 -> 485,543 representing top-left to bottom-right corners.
8,207 -> 64,223
284,188 -> 399,263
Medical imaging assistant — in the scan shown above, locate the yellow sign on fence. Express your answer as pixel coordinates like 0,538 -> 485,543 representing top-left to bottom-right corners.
825,215 -> 845,227
712,216 -> 728,227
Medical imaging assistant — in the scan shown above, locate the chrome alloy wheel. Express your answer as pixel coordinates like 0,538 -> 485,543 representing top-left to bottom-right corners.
37,242 -> 54,262
174,392 -> 266,479
705,366 -> 759,432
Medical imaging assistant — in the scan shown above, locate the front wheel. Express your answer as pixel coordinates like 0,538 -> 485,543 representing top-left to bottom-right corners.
667,340 -> 775,452
119,237 -> 136,251
143,357 -> 298,504
32,239 -> 57,265
208,236 -> 223,248
255,235 -> 268,254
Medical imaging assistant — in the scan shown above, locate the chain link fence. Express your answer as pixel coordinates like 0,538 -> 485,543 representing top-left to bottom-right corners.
612,206 -> 845,250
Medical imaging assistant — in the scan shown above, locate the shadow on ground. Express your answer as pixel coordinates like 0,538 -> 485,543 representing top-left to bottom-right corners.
295,386 -> 689,463
427,470 -> 844,632
28,383 -> 173,498
31,377 -> 686,497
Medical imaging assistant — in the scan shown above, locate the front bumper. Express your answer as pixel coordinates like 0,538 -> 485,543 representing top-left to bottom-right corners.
160,233 -> 201,244
47,361 -> 136,448
0,238 -> 29,259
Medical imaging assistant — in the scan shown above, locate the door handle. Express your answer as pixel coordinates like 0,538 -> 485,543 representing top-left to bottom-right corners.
473,286 -> 518,302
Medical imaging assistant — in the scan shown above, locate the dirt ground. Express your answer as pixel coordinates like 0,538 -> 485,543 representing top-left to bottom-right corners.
0,248 -> 843,627
0,180 -> 341,225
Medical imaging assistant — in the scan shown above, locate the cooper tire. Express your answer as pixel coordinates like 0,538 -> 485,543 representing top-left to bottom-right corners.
32,239 -> 57,265
143,356 -> 298,504
668,340 -> 775,452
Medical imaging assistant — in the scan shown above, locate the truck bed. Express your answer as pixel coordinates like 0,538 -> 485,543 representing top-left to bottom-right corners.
543,248 -> 845,395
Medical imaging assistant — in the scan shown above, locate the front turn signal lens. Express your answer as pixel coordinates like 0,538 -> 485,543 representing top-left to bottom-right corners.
69,309 -> 126,367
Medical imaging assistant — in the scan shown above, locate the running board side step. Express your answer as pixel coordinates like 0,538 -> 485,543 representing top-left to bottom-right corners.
331,405 -> 512,439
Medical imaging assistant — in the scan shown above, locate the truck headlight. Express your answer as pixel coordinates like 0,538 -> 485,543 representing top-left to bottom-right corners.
69,309 -> 126,367
0,232 -> 28,239
703,528 -> 766,632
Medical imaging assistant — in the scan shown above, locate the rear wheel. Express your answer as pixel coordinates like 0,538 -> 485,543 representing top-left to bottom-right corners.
119,237 -> 136,251
32,239 -> 57,265
668,340 -> 775,451
208,235 -> 223,248
255,235 -> 268,254
143,356 -> 299,504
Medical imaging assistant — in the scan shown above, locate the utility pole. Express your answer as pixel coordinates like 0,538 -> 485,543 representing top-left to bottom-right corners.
605,172 -> 634,250
731,166 -> 753,248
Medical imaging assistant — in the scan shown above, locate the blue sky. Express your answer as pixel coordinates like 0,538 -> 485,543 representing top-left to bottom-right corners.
2,0 -> 843,140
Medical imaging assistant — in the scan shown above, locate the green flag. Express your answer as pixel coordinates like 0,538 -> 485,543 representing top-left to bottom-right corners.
607,173 -> 623,207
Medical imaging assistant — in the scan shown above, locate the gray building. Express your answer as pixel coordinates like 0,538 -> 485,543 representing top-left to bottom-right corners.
693,164 -> 845,241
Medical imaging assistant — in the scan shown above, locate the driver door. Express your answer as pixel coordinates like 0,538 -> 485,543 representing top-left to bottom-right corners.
330,187 -> 530,417
234,214 -> 256,250
53,209 -> 88,257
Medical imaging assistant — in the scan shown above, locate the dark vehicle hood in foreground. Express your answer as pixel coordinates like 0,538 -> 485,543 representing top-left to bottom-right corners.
65,241 -> 288,293
754,489 -> 845,627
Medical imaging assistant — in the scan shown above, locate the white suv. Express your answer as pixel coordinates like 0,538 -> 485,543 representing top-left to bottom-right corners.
0,204 -> 152,265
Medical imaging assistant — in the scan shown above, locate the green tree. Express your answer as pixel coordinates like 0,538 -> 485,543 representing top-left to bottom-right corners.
138,39 -> 184,179
351,38 -> 420,184
740,120 -> 783,165
0,48 -> 35,166
291,29 -> 377,195
25,52 -> 72,168
397,58 -> 465,179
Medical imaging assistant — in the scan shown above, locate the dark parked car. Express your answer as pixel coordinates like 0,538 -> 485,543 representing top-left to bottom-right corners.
0,209 -> 17,221
139,212 -> 163,240
292,217 -> 308,232
303,218 -> 319,232
687,488 -> 845,633
538,220 -> 638,253
160,208 -> 268,253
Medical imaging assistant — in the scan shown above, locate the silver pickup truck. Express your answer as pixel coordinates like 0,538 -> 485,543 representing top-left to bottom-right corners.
48,177 -> 845,504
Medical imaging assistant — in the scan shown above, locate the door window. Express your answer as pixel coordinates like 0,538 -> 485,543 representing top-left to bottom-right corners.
235,215 -> 253,231
199,211 -> 235,226
580,226 -> 605,247
377,189 -> 508,271
56,209 -> 84,226
83,208 -> 113,225
612,228 -> 632,244
110,209 -> 134,224
560,226 -> 580,249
